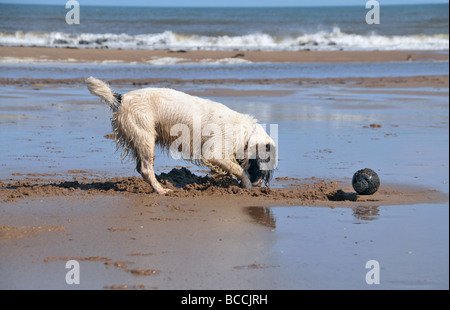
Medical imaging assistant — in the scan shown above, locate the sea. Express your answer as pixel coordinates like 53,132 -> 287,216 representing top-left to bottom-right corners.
0,3 -> 448,51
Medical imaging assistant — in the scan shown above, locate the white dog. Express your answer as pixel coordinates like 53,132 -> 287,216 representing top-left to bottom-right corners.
86,77 -> 276,194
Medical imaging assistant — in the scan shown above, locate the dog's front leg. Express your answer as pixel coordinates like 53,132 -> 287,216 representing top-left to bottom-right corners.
139,159 -> 172,195
208,159 -> 252,190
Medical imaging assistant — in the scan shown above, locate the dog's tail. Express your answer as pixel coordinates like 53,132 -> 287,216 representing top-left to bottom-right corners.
86,77 -> 121,111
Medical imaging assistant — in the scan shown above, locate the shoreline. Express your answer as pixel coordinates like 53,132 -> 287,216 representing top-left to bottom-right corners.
1,75 -> 448,88
1,46 -> 448,64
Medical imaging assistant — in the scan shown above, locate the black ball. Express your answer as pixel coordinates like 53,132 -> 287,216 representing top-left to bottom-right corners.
352,168 -> 380,195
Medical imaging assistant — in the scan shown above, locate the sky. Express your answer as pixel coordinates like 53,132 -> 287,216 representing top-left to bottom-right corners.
0,0 -> 448,6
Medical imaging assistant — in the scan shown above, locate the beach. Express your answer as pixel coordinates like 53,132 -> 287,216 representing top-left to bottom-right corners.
0,3 -> 449,290
2,46 -> 449,64
1,46 -> 449,290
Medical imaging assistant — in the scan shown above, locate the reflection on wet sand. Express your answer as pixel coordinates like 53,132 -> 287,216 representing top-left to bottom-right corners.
352,206 -> 380,221
246,205 -> 380,228
245,206 -> 276,229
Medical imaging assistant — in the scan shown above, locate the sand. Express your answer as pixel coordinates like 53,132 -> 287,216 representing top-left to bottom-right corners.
0,172 -> 447,289
1,46 -> 448,64
1,75 -> 448,89
0,168 -> 447,207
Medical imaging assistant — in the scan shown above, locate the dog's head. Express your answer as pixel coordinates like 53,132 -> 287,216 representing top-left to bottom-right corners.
244,124 -> 277,187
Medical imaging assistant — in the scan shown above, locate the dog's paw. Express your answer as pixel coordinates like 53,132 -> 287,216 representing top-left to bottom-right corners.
241,179 -> 253,190
157,188 -> 173,195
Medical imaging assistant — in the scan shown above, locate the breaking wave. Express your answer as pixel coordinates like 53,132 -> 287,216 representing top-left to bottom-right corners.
0,28 -> 448,51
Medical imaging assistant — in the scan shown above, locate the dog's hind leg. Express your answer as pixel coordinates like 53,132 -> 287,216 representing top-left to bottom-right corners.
136,136 -> 171,195
207,159 -> 252,190
135,158 -> 142,175
139,157 -> 171,195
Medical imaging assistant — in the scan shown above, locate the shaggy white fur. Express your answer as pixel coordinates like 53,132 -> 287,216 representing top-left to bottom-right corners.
86,77 -> 276,194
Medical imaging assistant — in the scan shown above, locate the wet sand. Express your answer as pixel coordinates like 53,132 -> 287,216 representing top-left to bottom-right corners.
1,75 -> 449,89
0,177 -> 447,289
1,46 -> 448,64
0,48 -> 448,290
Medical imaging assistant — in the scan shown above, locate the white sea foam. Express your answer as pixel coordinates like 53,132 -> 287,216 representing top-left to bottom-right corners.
0,56 -> 41,63
145,57 -> 186,65
0,55 -> 254,65
200,58 -> 252,65
0,56 -> 125,64
0,28 -> 448,51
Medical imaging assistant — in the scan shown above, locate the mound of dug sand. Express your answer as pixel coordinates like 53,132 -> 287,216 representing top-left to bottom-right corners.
0,168 -> 447,207
0,167 -> 336,201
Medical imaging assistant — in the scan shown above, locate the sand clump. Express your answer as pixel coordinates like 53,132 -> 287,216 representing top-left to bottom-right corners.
0,167 -> 339,203
0,225 -> 66,239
